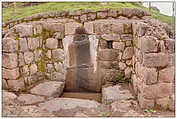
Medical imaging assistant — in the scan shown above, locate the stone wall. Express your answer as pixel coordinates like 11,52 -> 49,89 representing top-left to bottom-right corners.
2,8 -> 175,110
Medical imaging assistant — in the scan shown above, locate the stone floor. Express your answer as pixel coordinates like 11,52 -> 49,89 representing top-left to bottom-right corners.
2,81 -> 175,117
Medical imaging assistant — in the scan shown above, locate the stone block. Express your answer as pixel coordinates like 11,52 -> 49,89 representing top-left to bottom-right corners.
99,61 -> 114,69
52,49 -> 64,61
97,11 -> 108,19
30,81 -> 64,97
87,13 -> 96,20
112,23 -> 124,34
125,67 -> 131,78
108,9 -> 117,17
46,38 -> 58,49
30,64 -> 38,75
2,37 -> 18,52
43,23 -> 64,33
7,78 -> 25,91
164,39 -> 175,54
46,64 -> 54,73
54,62 -> 64,73
140,36 -> 158,53
19,38 -> 28,52
122,47 -> 134,60
2,53 -> 18,69
156,97 -> 169,110
121,34 -> 133,41
122,8 -> 133,18
123,22 -> 132,33
143,53 -> 169,68
126,40 -> 132,46
132,8 -> 144,17
18,53 -> 25,66
131,74 -> 138,95
159,66 -> 175,83
94,21 -> 111,34
34,50 -> 42,62
21,65 -> 30,76
51,72 -> 65,82
119,62 -> 126,70
113,42 -> 125,51
28,37 -> 40,50
46,50 -> 52,59
138,93 -> 154,109
80,14 -> 87,23
101,34 -> 120,41
99,40 -> 107,49
24,51 -> 34,64
65,22 -> 82,35
2,68 -> 19,79
15,24 -> 33,37
98,49 -> 117,61
84,22 -> 94,34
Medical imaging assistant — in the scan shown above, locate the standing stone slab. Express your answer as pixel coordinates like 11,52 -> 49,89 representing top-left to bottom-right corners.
30,81 -> 64,97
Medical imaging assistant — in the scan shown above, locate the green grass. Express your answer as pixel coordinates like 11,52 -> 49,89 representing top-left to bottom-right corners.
2,2 -> 174,29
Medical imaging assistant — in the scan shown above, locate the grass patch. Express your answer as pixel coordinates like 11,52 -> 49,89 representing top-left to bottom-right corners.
2,2 -> 174,29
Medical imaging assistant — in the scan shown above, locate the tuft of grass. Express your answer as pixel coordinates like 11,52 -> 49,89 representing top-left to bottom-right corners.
2,2 -> 174,29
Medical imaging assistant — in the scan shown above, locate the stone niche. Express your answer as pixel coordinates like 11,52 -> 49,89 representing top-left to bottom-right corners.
63,27 -> 101,92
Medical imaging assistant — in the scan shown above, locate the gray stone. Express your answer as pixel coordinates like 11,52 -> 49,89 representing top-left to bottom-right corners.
164,39 -> 175,54
30,81 -> 64,97
7,78 -> 25,91
43,23 -> 64,33
121,34 -> 133,41
122,8 -> 133,18
119,62 -> 126,70
24,51 -> 34,64
102,85 -> 133,104
94,21 -> 111,34
143,53 -> 169,67
51,72 -> 65,82
30,64 -> 38,75
112,22 -> 124,34
54,62 -> 64,73
39,98 -> 100,113
97,11 -> 107,19
2,37 -> 18,52
112,42 -> 125,51
46,64 -> 54,73
52,49 -> 64,61
108,9 -> 117,17
84,22 -> 94,34
28,37 -> 40,50
98,49 -> 117,61
159,66 -> 175,83
138,94 -> 154,109
17,94 -> 44,104
2,68 -> 19,79
126,40 -> 132,46
2,90 -> 17,100
125,67 -> 131,78
34,50 -> 42,62
122,47 -> 134,60
80,14 -> 87,23
2,53 -> 18,69
21,65 -> 30,76
46,38 -> 58,49
101,34 -> 120,41
46,50 -> 52,59
18,53 -> 25,66
65,22 -> 82,35
87,13 -> 96,20
19,38 -> 28,52
15,24 -> 33,37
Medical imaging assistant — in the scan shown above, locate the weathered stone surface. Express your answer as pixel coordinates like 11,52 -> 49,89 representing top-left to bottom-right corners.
108,9 -> 117,17
122,47 -> 134,60
97,11 -> 107,19
2,53 -> 18,69
84,22 -> 94,34
80,14 -> 87,23
46,64 -> 54,73
2,38 -> 18,52
99,40 -> 107,49
125,67 -> 131,78
30,81 -> 64,97
126,60 -> 132,65
15,24 -> 33,37
2,68 -> 19,79
30,64 -> 38,75
132,8 -> 144,17
143,53 -> 169,67
46,38 -> 58,49
17,94 -> 44,105
99,61 -> 113,69
138,93 -> 154,109
126,40 -> 132,46
141,83 -> 172,99
18,53 -> 25,66
122,8 -> 133,18
2,90 -> 17,100
39,98 -> 100,113
19,38 -> 28,52
54,62 -> 64,73
52,49 -> 64,61
131,74 -> 138,95
140,36 -> 158,53
112,23 -> 124,34
7,78 -> 25,91
87,13 -> 96,20
24,51 -> 34,64
121,34 -> 133,41
43,23 -> 64,33
101,34 -> 120,41
118,16 -> 128,20
102,85 -> 133,104
28,37 -> 40,50
159,66 -> 175,83
164,39 -> 175,54
98,49 -> 117,61
156,97 -> 169,110
112,42 -> 125,51
34,49 -> 42,62
94,21 -> 111,34
119,62 -> 126,70
139,66 -> 158,85
51,72 -> 65,82
21,65 -> 30,76
169,94 -> 175,111
33,24 -> 43,35
65,22 -> 82,35
46,50 -> 52,59
2,79 -> 8,89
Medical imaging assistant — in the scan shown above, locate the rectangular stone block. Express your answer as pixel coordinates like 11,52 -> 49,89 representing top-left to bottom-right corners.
2,38 -> 18,53
112,23 -> 124,34
143,53 -> 169,68
27,37 -> 40,50
84,22 -> 94,34
7,78 -> 25,91
159,66 -> 175,83
98,49 -> 118,61
65,22 -> 82,35
19,38 -> 28,52
101,34 -> 120,41
122,47 -> 134,60
52,49 -> 64,61
94,21 -> 111,34
2,68 -> 19,79
97,11 -> 108,19
15,24 -> 33,37
113,42 -> 125,51
2,53 -> 18,69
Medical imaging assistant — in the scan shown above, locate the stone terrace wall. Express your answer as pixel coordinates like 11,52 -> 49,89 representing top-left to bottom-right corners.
2,8 -> 175,110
